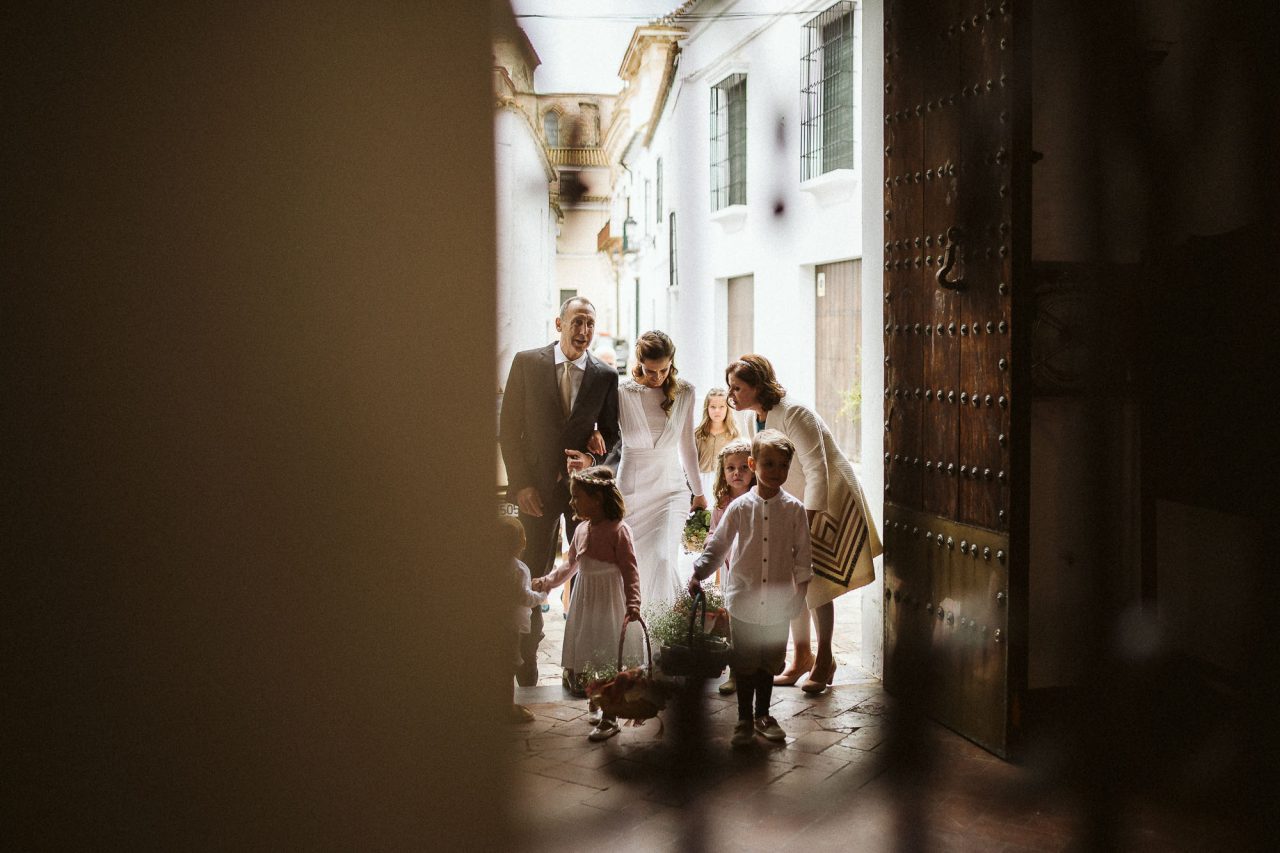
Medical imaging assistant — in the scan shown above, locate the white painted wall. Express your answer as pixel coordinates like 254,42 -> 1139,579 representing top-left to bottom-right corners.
635,0 -> 865,399
494,107 -> 555,386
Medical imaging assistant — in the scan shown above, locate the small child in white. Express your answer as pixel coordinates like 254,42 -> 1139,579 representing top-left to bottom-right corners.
689,429 -> 811,747
501,515 -> 545,723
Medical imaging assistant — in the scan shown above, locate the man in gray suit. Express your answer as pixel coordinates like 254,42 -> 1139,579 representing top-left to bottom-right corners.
500,297 -> 620,685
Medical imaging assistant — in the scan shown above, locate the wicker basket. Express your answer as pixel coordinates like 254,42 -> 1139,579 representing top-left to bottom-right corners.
658,589 -> 731,679
585,614 -> 673,723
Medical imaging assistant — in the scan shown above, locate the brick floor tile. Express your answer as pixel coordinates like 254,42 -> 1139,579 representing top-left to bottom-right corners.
526,732 -> 581,752
546,717 -> 594,736
793,695 -> 852,719
536,744 -> 596,765
839,726 -> 888,751
566,746 -> 623,769
512,718 -> 558,738
814,711 -> 882,733
528,702 -> 588,721
771,714 -> 824,735
528,759 -> 616,790
825,756 -> 885,791
763,746 -> 850,777
789,729 -> 848,754
515,777 -> 610,817
702,761 -> 791,804
850,697 -> 890,716
767,698 -> 813,720
520,753 -> 569,777
829,741 -> 884,769
762,766 -> 840,800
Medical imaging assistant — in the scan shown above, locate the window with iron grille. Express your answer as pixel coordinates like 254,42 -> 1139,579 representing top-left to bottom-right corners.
710,73 -> 747,210
543,110 -> 560,147
801,3 -> 856,181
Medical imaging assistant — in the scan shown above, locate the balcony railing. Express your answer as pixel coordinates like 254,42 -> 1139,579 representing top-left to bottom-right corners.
548,147 -> 609,167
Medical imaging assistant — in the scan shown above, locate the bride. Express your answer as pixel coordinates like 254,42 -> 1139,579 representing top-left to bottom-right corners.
615,330 -> 706,608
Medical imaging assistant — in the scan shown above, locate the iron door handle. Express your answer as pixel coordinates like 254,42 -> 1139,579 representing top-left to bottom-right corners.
936,226 -> 965,291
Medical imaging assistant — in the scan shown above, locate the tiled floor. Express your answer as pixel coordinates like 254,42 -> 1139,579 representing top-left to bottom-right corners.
509,676 -> 1251,852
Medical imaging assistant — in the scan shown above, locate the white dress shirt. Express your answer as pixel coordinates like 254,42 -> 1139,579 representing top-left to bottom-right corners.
553,345 -> 589,412
692,487 -> 813,625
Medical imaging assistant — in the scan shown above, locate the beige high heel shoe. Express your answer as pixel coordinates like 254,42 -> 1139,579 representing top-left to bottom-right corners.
800,660 -> 836,694
773,652 -> 816,686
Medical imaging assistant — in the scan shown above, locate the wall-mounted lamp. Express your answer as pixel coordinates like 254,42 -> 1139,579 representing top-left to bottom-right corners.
621,214 -> 639,255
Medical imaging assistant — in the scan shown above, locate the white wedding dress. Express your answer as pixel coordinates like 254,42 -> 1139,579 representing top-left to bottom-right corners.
616,378 -> 704,610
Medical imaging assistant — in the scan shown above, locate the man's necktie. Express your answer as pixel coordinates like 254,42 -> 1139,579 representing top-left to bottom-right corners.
560,361 -> 574,416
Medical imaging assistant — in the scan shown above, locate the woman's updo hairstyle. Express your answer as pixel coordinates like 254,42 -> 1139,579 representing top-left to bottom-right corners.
631,330 -> 680,414
725,353 -> 786,411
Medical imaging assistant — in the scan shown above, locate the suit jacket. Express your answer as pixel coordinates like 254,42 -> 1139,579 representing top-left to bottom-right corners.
499,343 -> 621,499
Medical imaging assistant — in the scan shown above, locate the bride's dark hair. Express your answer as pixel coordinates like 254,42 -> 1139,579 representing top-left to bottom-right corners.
631,330 -> 679,414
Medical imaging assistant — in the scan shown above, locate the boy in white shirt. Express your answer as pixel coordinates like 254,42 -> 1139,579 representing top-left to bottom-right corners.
689,429 -> 812,747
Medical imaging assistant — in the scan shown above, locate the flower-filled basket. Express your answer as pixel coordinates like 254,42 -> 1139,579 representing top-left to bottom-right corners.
657,589 -> 731,679
586,614 -> 674,725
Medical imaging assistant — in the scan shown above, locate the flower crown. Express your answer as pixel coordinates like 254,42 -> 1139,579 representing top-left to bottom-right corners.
571,471 -> 614,487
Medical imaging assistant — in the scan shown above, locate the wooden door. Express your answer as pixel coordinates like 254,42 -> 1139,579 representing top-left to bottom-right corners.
726,274 -> 755,362
882,0 -> 1030,758
815,260 -> 862,461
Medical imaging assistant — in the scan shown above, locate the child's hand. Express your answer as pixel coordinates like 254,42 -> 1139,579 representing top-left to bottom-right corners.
530,577 -> 544,593
687,577 -> 702,598
626,605 -> 641,620
586,429 -> 606,457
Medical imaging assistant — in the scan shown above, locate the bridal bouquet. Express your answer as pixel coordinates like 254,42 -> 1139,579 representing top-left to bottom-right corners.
681,508 -> 712,553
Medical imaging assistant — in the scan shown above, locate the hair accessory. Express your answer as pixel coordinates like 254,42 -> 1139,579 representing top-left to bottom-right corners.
571,471 -> 614,487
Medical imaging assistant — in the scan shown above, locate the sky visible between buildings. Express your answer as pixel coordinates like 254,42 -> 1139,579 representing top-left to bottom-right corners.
511,0 -> 678,93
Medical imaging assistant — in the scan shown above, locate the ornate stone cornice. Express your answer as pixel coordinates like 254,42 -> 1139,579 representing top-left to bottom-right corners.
494,86 -> 556,182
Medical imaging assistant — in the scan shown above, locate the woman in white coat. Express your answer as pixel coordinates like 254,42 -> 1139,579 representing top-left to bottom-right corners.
725,353 -> 881,694
614,331 -> 707,608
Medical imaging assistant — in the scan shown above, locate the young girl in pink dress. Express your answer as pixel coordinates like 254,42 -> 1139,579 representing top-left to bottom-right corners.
533,466 -> 642,742
708,438 -> 754,695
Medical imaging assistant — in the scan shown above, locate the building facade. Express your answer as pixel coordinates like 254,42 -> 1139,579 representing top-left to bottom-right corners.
493,14 -> 557,387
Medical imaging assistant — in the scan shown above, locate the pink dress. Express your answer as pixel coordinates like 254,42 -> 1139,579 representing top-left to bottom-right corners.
542,519 -> 643,674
